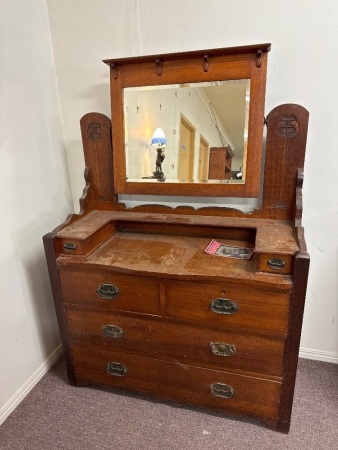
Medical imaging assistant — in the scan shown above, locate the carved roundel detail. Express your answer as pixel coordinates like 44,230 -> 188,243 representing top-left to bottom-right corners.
88,122 -> 103,141
277,115 -> 298,137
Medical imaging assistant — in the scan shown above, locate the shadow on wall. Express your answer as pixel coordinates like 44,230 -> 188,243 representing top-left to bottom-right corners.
13,216 -> 65,357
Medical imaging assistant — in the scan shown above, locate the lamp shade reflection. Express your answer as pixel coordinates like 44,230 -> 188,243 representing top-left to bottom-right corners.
151,127 -> 167,148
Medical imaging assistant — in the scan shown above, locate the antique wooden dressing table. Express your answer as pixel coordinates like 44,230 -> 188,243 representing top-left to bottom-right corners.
44,44 -> 309,432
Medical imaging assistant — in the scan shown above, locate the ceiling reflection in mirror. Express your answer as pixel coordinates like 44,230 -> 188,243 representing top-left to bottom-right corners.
123,79 -> 250,184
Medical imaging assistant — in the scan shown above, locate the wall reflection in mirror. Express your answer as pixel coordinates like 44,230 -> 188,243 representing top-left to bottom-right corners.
123,79 -> 250,184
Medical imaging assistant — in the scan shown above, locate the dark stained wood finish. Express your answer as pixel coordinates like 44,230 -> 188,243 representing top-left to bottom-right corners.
164,281 -> 290,336
59,264 -> 290,335
43,44 -> 309,432
260,104 -> 309,220
59,269 -> 161,315
72,341 -> 281,420
79,112 -> 117,212
276,228 -> 310,432
66,307 -> 285,377
43,233 -> 78,385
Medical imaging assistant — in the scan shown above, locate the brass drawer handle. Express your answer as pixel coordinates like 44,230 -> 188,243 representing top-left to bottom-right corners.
268,258 -> 286,270
209,342 -> 236,357
210,298 -> 238,315
210,382 -> 235,399
63,242 -> 76,252
96,284 -> 120,299
107,362 -> 128,376
102,325 -> 124,339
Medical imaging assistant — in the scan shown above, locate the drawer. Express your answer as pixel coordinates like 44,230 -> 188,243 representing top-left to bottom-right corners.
165,280 -> 290,336
59,269 -> 161,315
72,342 -> 281,420
257,254 -> 293,275
66,308 -> 285,377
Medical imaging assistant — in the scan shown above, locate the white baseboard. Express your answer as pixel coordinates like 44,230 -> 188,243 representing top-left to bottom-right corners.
299,347 -> 338,364
0,344 -> 63,425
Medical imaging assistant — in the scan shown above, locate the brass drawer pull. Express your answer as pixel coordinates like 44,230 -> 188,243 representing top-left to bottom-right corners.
210,298 -> 238,315
107,362 -> 128,376
96,284 -> 120,299
210,382 -> 235,399
268,258 -> 286,270
102,325 -> 124,338
63,242 -> 76,252
209,342 -> 236,357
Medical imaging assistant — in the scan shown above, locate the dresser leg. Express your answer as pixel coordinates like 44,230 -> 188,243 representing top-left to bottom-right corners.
276,419 -> 291,434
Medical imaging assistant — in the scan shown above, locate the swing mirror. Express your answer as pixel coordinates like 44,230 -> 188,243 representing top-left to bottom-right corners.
104,43 -> 270,197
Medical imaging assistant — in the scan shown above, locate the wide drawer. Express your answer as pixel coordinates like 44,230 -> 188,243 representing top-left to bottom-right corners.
66,308 -> 285,377
165,280 -> 290,336
72,342 -> 281,420
59,269 -> 161,315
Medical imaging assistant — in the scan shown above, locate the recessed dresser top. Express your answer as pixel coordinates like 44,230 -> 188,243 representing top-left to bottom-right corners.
56,210 -> 297,285
57,210 -> 299,255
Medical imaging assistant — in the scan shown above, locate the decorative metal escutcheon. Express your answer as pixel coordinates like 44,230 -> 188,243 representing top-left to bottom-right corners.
267,258 -> 286,270
63,242 -> 76,252
102,324 -> 124,339
210,382 -> 235,399
210,298 -> 238,315
209,342 -> 236,357
107,362 -> 128,376
96,284 -> 120,300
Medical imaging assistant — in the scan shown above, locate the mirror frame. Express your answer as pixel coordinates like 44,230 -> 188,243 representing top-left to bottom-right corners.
104,43 -> 270,197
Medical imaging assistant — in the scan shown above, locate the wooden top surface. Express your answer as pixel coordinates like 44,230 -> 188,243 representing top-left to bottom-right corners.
57,210 -> 299,254
56,211 -> 297,288
85,231 -> 290,287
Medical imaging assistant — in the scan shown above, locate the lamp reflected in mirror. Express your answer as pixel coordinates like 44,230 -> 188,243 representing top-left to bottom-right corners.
141,127 -> 167,182
150,127 -> 166,182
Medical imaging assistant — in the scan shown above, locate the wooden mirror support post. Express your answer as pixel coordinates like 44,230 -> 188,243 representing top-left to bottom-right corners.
43,44 -> 309,433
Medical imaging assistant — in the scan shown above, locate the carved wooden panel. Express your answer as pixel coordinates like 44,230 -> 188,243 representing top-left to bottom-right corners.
79,113 -> 117,212
260,104 -> 309,220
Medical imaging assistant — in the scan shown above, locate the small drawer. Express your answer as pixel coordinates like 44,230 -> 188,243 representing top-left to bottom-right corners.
72,342 -> 282,420
66,308 -> 285,377
257,254 -> 293,274
59,269 -> 161,315
165,280 -> 290,336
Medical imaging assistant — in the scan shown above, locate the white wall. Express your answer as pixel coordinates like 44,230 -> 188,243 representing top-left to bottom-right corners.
125,86 -> 228,180
46,0 -> 338,363
0,0 -> 73,422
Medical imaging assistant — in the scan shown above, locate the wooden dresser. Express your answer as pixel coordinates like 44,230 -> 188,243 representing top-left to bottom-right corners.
44,45 -> 309,432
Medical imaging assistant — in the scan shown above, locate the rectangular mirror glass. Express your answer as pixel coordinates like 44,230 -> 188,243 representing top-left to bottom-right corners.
124,79 -> 250,184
